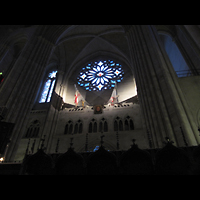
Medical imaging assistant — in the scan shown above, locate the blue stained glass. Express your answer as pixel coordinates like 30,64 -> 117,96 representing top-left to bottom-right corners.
77,60 -> 124,91
39,70 -> 57,103
39,80 -> 51,103
47,79 -> 56,102
80,74 -> 87,79
93,146 -> 99,152
98,61 -> 103,66
48,71 -> 57,78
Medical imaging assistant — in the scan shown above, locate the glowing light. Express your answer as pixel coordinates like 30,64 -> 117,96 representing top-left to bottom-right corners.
98,61 -> 103,66
80,74 -> 86,79
97,84 -> 103,90
49,71 -> 57,78
0,157 -> 4,162
93,146 -> 99,152
97,72 -> 104,77
77,60 -> 124,91
39,70 -> 57,103
114,70 -> 121,76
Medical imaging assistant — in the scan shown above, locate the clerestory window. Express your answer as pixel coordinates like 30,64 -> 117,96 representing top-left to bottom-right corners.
159,33 -> 191,77
39,70 -> 57,103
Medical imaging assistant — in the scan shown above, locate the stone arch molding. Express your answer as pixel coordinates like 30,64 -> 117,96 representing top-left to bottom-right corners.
35,25 -> 130,46
0,33 -> 28,75
43,25 -> 136,106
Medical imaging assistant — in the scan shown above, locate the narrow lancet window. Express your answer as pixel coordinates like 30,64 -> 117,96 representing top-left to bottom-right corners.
159,33 -> 190,77
39,70 -> 57,103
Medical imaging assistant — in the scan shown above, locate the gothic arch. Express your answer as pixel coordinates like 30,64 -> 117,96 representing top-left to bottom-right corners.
154,25 -> 177,38
64,51 -> 132,83
114,116 -> 123,132
36,69 -> 58,104
74,119 -> 83,134
40,25 -> 136,46
99,117 -> 108,133
158,31 -> 190,77
88,118 -> 97,133
124,115 -> 134,131
0,34 -> 27,76
64,120 -> 73,135
45,25 -> 135,107
24,120 -> 40,138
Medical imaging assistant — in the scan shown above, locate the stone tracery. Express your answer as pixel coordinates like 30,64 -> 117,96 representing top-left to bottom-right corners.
77,60 -> 124,91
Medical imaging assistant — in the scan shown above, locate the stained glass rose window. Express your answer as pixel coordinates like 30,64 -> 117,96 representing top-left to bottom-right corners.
77,60 -> 124,91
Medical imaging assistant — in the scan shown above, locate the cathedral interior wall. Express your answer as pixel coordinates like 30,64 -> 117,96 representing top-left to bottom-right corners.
1,25 -> 200,163
178,76 -> 200,126
50,102 -> 146,153
14,102 -> 146,161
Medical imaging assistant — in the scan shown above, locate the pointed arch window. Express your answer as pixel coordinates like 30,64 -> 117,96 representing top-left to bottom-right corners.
64,120 -> 73,135
114,116 -> 123,132
99,118 -> 108,133
124,116 -> 134,131
39,70 -> 57,103
88,118 -> 97,133
159,33 -> 191,77
24,120 -> 40,138
74,119 -> 83,134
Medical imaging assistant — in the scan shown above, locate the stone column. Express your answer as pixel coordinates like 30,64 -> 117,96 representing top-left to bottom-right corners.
2,27 -> 56,161
125,25 -> 198,148
45,70 -> 65,154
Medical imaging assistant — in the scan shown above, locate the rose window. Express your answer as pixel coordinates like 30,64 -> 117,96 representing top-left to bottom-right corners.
77,60 -> 124,91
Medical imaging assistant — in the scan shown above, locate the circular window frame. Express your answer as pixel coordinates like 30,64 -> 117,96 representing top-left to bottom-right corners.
77,60 -> 124,92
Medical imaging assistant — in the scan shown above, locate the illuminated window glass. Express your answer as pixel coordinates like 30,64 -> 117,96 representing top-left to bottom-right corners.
93,146 -> 99,152
77,60 -> 124,91
39,70 -> 57,103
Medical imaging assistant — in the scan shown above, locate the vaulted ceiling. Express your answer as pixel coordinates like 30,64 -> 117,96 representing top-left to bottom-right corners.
0,25 -> 136,105
50,25 -> 132,76
48,25 -> 135,105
